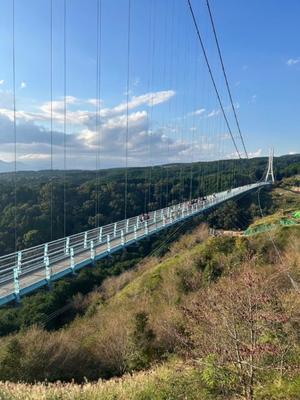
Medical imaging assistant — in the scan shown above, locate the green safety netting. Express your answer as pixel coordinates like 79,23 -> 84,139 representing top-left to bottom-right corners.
244,224 -> 276,236
293,211 -> 300,219
244,216 -> 300,236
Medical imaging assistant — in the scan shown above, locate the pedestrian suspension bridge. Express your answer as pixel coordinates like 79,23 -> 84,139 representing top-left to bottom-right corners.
0,0 -> 275,306
0,175 -> 274,306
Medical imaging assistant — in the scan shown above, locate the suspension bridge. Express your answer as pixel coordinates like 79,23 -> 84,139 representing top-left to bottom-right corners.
0,178 -> 272,306
0,0 -> 275,306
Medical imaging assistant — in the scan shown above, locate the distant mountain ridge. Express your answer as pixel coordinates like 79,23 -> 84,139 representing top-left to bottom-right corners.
0,159 -> 26,173
0,152 -> 299,175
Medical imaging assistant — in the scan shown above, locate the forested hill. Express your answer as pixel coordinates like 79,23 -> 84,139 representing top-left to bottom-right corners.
0,153 -> 299,256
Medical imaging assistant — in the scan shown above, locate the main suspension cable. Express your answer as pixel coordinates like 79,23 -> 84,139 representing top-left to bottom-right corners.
187,0 -> 241,159
206,0 -> 248,159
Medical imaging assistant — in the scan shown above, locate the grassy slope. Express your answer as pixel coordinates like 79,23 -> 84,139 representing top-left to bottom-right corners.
249,182 -> 300,228
0,362 -> 210,400
0,222 -> 299,399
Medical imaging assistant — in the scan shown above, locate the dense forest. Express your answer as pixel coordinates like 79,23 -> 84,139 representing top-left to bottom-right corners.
0,153 -> 299,256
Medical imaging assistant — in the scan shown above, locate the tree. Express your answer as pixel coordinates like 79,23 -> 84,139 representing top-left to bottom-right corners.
23,229 -> 42,248
181,267 -> 292,400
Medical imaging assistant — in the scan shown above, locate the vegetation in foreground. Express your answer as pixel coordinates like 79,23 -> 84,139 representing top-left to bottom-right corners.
0,220 -> 299,399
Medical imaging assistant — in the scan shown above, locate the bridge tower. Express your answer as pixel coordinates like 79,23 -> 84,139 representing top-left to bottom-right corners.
265,148 -> 275,183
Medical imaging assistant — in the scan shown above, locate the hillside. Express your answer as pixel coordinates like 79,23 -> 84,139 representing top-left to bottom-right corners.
244,179 -> 300,235
0,217 -> 299,399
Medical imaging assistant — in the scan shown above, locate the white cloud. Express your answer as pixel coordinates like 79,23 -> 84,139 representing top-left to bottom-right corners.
0,80 -> 4,85
286,58 -> 300,66
0,89 -> 181,169
100,90 -> 175,118
0,88 -> 236,170
188,104 -> 238,120
86,98 -> 102,107
248,148 -> 262,158
20,81 -> 27,89
207,109 -> 221,118
10,90 -> 175,127
190,108 -> 206,117
19,153 -> 50,160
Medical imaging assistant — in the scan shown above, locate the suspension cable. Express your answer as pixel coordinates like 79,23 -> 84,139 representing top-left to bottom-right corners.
124,0 -> 131,221
50,0 -> 54,240
189,22 -> 198,201
187,0 -> 241,159
148,0 -> 156,212
63,0 -> 67,238
12,0 -> 17,251
95,0 -> 102,228
165,0 -> 176,207
206,0 -> 248,159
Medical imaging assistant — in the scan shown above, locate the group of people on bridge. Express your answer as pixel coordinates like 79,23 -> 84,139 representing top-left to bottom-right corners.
138,191 -> 228,224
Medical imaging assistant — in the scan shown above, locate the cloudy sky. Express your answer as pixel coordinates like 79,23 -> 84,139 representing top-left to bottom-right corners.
0,0 -> 299,171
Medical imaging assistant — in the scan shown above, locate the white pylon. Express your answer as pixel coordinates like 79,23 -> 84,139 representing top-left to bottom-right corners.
265,148 -> 275,183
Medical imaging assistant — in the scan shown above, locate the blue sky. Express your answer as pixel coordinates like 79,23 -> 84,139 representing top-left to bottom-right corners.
0,0 -> 299,170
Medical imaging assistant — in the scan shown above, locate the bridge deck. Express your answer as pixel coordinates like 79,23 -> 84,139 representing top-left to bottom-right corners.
0,182 -> 269,306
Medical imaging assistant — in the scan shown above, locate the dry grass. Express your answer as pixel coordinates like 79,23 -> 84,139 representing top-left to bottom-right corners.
0,362 -> 205,400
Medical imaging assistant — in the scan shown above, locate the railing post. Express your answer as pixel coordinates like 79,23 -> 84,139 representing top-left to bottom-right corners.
17,251 -> 22,273
121,230 -> 125,246
126,219 -> 129,233
65,237 -> 70,255
163,215 -> 166,227
144,221 -> 149,235
43,244 -> 51,284
99,227 -> 103,243
84,232 -> 88,249
70,247 -> 75,271
160,209 -> 163,219
113,222 -> 117,237
45,255 -> 51,284
167,207 -> 170,218
90,240 -> 95,260
153,210 -> 157,223
13,268 -> 20,302
134,225 -> 137,240
44,243 -> 48,258
136,216 -> 139,229
107,234 -> 111,253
